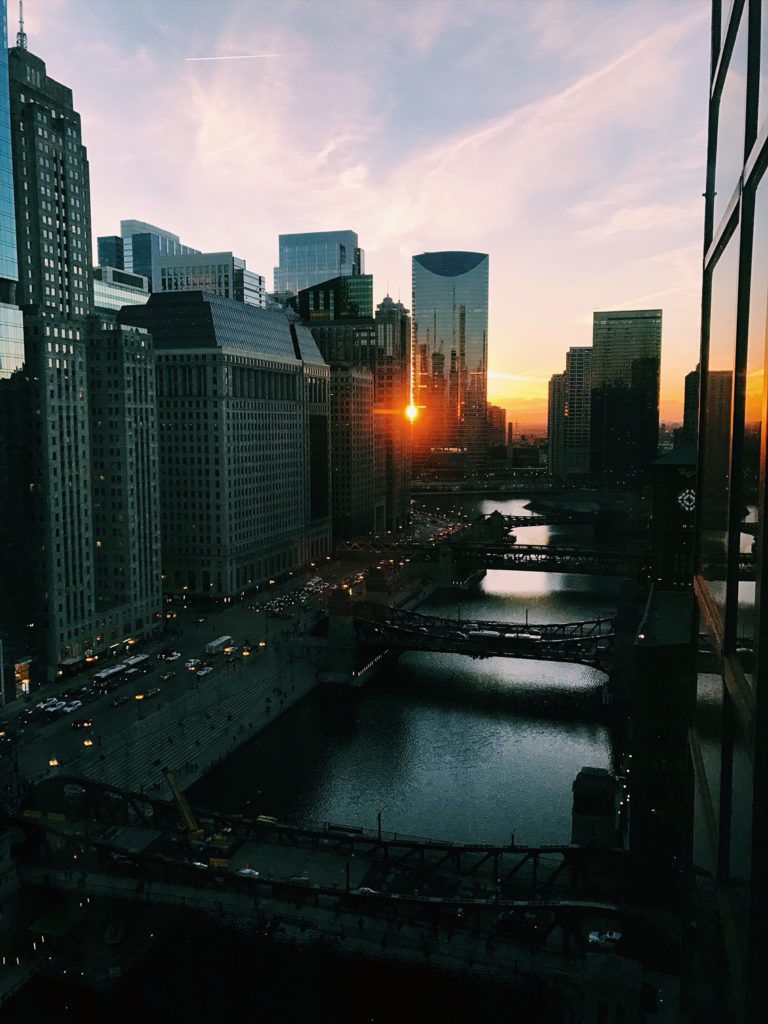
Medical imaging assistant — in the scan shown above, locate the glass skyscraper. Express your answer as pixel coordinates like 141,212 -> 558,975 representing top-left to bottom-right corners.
411,250 -> 489,468
589,308 -> 661,484
0,0 -> 23,380
691,2 -> 768,1020
274,230 -> 364,296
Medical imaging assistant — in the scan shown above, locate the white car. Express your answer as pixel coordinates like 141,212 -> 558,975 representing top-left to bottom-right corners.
236,868 -> 260,879
197,666 -> 213,678
166,652 -> 181,662
63,700 -> 83,713
185,659 -> 201,670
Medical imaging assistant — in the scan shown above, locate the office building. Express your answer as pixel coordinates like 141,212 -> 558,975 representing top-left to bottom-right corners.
274,230 -> 364,297
374,295 -> 411,531
92,265 -> 149,313
297,276 -> 411,534
547,372 -> 567,478
411,251 -> 489,472
121,292 -> 332,596
98,219 -> 199,283
691,2 -> 768,1019
589,309 -> 661,484
87,317 -> 161,644
153,251 -> 266,308
295,273 -> 373,321
486,403 -> 507,453
329,365 -> 376,539
2,39 -> 161,682
564,347 -> 592,476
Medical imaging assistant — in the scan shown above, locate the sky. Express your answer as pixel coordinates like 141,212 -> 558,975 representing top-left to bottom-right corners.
25,0 -> 711,427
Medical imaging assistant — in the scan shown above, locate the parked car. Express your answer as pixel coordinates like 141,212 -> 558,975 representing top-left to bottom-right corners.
160,671 -> 176,682
111,695 -> 130,708
197,667 -> 213,678
144,688 -> 161,700
165,652 -> 181,662
63,700 -> 83,713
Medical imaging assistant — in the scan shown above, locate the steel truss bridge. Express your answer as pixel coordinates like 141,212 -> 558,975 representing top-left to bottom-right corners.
10,775 -> 683,981
353,604 -> 614,668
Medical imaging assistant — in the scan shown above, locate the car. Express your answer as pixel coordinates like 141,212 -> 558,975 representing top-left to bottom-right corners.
144,688 -> 161,700
63,700 -> 83,713
195,618 -> 206,625
166,652 -> 181,662
111,695 -> 130,708
191,861 -> 208,870
71,718 -> 94,730
588,930 -> 622,949
197,667 -> 213,678
160,671 -> 176,682
185,659 -> 200,670
236,867 -> 260,879
351,887 -> 380,896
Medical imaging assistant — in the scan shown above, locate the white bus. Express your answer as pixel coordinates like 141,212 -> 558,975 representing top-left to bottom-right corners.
206,635 -> 233,656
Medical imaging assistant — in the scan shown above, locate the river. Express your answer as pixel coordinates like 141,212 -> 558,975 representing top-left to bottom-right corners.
191,496 -> 625,848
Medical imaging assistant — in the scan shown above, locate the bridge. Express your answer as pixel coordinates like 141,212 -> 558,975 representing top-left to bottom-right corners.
7,774 -> 683,991
352,604 -> 614,668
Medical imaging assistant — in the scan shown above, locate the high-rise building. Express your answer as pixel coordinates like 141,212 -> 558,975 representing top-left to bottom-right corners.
2,38 -> 161,682
589,309 -> 661,484
486,403 -> 507,452
374,295 -> 411,532
121,292 -> 332,596
295,274 -> 373,321
297,274 -> 411,535
411,251 -> 489,472
87,317 -> 161,640
547,372 -> 567,478
98,219 -> 200,283
274,230 -> 364,297
674,366 -> 701,449
153,251 -> 266,308
329,365 -> 376,539
564,347 -> 592,476
92,265 -> 149,313
546,346 -> 591,479
690,4 -> 768,1019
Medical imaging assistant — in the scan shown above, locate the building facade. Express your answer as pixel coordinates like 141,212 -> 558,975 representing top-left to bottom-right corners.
589,309 -> 661,484
98,219 -> 199,283
153,251 -> 266,308
411,251 -> 489,473
121,292 -> 332,598
92,265 -> 149,312
547,372 -> 567,478
274,230 -> 364,297
329,365 -> 376,540
486,402 -> 507,452
691,4 -> 768,1018
564,346 -> 592,476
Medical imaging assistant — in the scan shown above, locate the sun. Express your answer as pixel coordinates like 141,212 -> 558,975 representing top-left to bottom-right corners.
405,404 -> 419,422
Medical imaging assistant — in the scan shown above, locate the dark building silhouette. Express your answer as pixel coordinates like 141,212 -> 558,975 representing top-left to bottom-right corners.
589,309 -> 661,484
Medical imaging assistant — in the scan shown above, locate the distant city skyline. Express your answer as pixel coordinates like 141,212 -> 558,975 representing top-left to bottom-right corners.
22,0 -> 709,425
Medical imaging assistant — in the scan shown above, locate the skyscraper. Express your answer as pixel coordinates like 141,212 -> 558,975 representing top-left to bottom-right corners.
329,365 -> 376,539
411,251 -> 489,472
274,230 -> 364,297
547,372 -> 567,478
691,3 -> 768,1019
564,347 -> 592,476
122,292 -> 332,594
3,37 -> 161,681
297,275 -> 411,534
589,309 -> 661,483
98,219 -> 200,282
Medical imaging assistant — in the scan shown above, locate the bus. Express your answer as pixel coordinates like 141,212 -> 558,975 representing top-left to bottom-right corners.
122,654 -> 151,674
92,664 -> 126,687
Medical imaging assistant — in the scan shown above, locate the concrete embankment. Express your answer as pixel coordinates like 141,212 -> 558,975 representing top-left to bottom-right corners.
67,647 -> 321,795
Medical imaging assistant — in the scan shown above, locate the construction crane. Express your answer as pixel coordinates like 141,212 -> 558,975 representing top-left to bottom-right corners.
162,767 -> 204,840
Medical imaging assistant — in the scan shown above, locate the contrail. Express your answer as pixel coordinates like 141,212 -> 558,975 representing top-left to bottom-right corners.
185,53 -> 295,62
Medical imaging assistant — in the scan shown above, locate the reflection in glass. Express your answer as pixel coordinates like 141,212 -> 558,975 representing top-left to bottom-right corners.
714,11 -> 747,229
700,229 -> 739,619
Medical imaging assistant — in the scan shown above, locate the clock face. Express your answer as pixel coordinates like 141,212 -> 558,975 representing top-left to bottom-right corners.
677,488 -> 696,514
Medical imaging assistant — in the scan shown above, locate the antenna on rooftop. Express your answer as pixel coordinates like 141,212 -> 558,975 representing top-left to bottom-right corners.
17,0 -> 27,49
